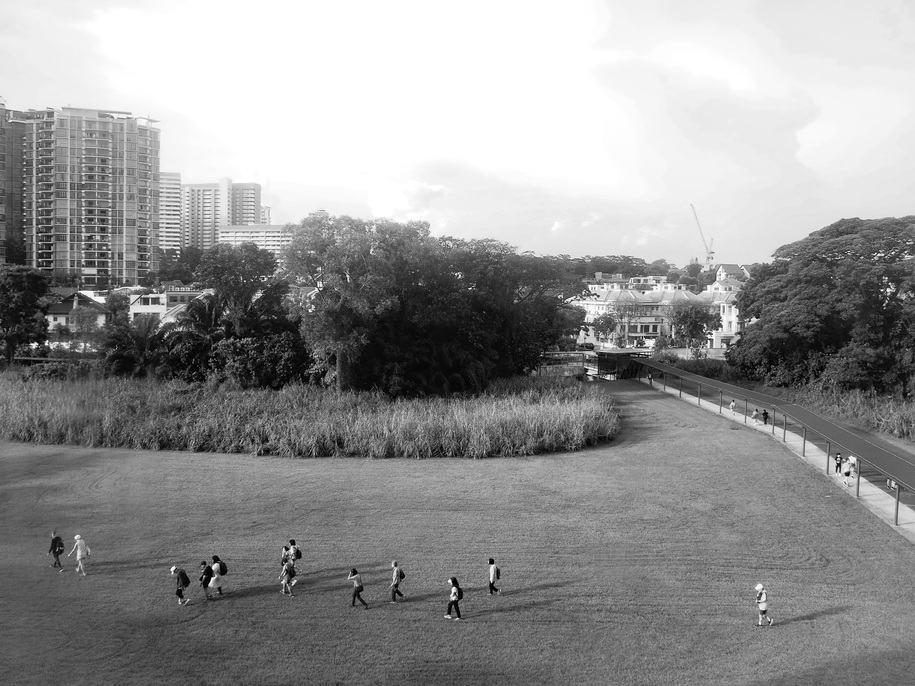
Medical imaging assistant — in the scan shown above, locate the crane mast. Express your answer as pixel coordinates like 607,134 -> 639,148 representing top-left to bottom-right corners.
689,204 -> 715,270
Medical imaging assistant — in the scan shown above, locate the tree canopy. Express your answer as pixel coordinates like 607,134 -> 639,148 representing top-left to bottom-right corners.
727,216 -> 915,392
0,266 -> 50,364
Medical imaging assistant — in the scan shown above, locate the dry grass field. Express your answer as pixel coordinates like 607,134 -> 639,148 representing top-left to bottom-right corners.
3,379 -> 915,686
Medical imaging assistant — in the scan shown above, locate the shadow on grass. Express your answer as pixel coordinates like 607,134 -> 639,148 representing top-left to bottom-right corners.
225,584 -> 283,599
776,605 -> 851,627
467,597 -> 561,618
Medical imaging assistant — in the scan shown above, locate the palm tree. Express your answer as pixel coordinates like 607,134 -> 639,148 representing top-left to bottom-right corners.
101,315 -> 167,378
162,294 -> 229,382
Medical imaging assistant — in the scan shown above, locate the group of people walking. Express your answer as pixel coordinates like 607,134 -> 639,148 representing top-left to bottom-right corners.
170,555 -> 228,604
47,531 -> 90,577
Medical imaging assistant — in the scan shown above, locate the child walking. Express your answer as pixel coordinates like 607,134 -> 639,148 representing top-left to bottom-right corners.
488,558 -> 500,595
755,583 -> 773,627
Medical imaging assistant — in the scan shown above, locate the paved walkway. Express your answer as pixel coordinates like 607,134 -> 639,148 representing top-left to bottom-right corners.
635,376 -> 915,546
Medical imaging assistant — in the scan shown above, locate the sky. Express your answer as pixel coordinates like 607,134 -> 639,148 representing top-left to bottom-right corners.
3,0 -> 915,268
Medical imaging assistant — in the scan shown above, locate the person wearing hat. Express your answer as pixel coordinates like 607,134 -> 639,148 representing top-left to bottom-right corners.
171,566 -> 192,605
67,534 -> 90,577
755,583 -> 773,627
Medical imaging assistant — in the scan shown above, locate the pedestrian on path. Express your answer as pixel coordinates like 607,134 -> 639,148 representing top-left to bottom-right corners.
348,568 -> 368,609
762,410 -> 769,426
281,545 -> 291,566
171,565 -> 191,605
445,577 -> 463,620
199,561 -> 214,600
48,531 -> 64,570
843,455 -> 855,486
289,539 -> 301,564
729,399 -> 736,415
488,558 -> 500,595
754,583 -> 773,627
67,535 -> 90,576
751,409 -> 759,426
834,451 -> 843,475
390,560 -> 405,603
279,559 -> 296,596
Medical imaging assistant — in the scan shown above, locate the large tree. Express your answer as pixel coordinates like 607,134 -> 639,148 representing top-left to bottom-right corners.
727,216 -> 915,392
668,299 -> 721,349
0,266 -> 51,364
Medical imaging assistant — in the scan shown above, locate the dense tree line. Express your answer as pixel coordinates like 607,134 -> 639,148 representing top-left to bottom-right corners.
727,216 -> 915,395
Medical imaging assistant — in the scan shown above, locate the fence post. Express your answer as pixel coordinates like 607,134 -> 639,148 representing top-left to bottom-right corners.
895,484 -> 901,526
744,399 -> 748,423
679,378 -> 682,398
698,385 -> 701,405
825,442 -> 831,474
802,427 -> 806,456
771,408 -> 775,434
719,390 -> 723,413
783,415 -> 787,442
663,374 -> 667,391
855,460 -> 861,498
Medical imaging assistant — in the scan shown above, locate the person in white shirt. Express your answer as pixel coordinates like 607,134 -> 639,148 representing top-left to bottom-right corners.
348,568 -> 368,609
390,560 -> 405,603
488,558 -> 500,595
444,577 -> 462,620
67,534 -> 90,577
755,583 -> 773,627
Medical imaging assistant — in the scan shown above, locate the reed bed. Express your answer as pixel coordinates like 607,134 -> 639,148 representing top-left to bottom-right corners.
0,373 -> 619,458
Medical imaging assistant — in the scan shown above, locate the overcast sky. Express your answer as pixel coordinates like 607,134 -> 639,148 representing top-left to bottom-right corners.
3,0 -> 914,267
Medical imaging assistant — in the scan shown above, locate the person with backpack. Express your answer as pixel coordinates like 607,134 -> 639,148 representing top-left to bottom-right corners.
210,555 -> 227,596
390,560 -> 405,603
289,539 -> 302,564
48,531 -> 65,570
67,534 -> 90,577
199,561 -> 214,601
348,568 -> 368,609
444,577 -> 462,620
279,559 -> 296,596
488,558 -> 500,595
171,565 -> 192,605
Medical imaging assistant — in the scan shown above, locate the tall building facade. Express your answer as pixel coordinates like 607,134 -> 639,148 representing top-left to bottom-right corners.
181,177 -> 264,250
158,171 -> 182,254
0,100 -> 25,264
17,107 -> 159,286
218,224 -> 292,263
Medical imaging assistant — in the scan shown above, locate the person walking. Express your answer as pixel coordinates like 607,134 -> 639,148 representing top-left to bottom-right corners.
834,451 -> 843,475
751,409 -> 759,426
729,399 -> 737,415
348,568 -> 368,609
67,534 -> 90,576
755,583 -> 773,627
279,559 -> 296,596
843,455 -> 855,486
210,555 -> 226,596
289,539 -> 301,563
171,565 -> 192,605
48,531 -> 65,570
762,410 -> 769,426
444,577 -> 463,620
199,561 -> 214,601
488,558 -> 500,595
390,560 -> 405,603
281,545 -> 291,566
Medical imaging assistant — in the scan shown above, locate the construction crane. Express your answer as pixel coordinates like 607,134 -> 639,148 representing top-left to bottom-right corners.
689,203 -> 715,271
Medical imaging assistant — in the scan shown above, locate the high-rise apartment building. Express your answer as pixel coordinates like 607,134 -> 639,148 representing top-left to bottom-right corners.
219,224 -> 292,263
180,178 -> 263,250
259,205 -> 271,225
158,171 -> 182,254
16,106 -> 159,286
0,99 -> 26,264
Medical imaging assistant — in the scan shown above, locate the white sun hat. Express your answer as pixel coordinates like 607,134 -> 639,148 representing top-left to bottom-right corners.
755,583 -> 764,591
74,534 -> 81,540
170,565 -> 178,574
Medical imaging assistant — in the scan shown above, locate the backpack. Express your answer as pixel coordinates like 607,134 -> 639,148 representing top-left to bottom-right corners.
294,547 -> 302,560
54,538 -> 64,555
457,586 -> 463,601
287,565 -> 296,578
399,569 -> 405,581
218,560 -> 227,575
496,567 -> 501,580
178,570 -> 191,588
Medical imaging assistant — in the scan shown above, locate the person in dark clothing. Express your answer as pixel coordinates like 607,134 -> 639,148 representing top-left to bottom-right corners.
199,561 -> 214,600
445,577 -> 462,620
171,565 -> 191,605
348,568 -> 368,609
834,452 -> 843,475
762,410 -> 769,425
48,531 -> 64,570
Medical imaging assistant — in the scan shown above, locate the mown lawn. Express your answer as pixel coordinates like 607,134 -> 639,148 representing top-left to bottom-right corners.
2,380 -> 915,686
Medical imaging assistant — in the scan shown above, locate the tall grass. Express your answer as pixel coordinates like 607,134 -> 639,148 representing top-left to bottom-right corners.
0,373 -> 619,458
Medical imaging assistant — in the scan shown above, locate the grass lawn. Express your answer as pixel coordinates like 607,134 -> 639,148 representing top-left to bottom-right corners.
2,379 -> 915,686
